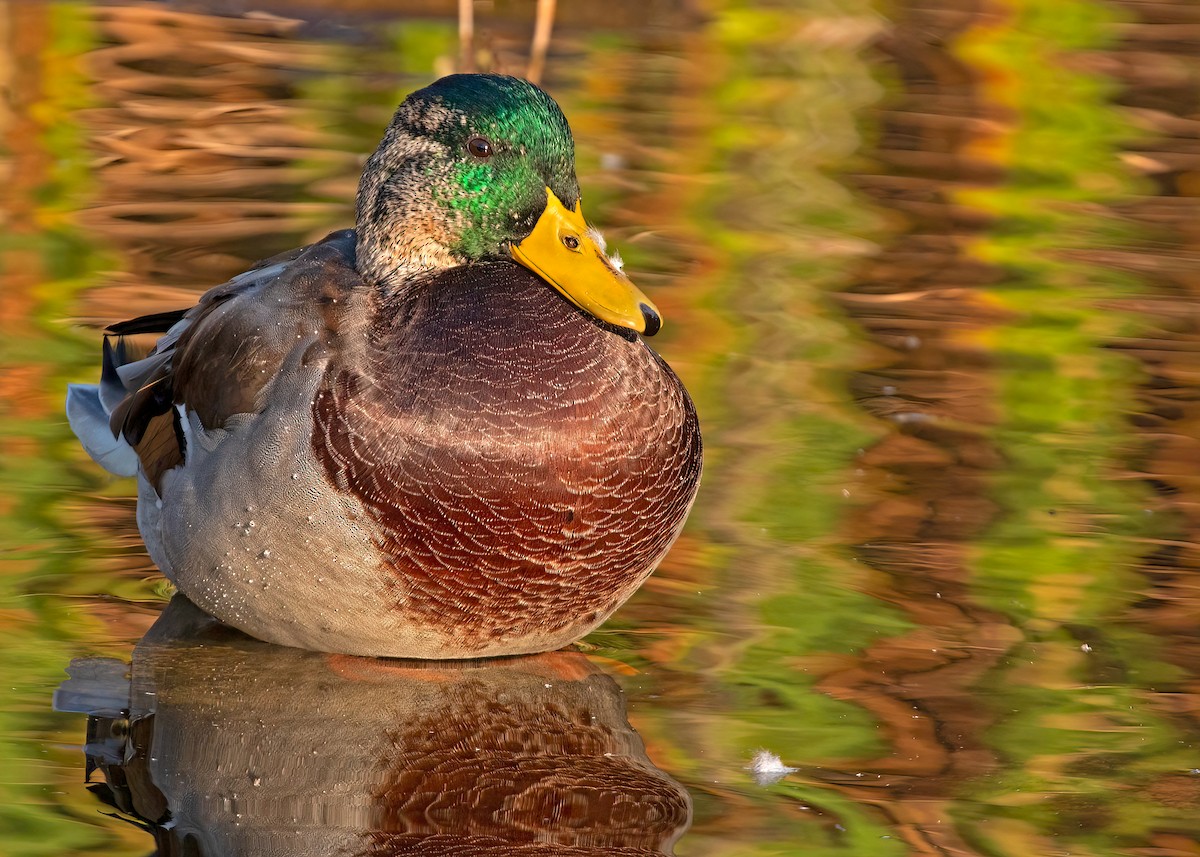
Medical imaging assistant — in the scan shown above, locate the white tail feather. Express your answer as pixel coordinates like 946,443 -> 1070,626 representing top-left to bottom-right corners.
66,384 -> 138,477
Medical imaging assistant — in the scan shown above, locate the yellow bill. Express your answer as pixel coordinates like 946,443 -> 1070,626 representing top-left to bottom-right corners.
511,188 -> 661,336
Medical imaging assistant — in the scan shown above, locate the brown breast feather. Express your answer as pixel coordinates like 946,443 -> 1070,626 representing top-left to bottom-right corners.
312,262 -> 702,647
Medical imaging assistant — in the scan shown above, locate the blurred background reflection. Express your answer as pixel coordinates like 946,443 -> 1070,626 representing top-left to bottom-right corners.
3,1 -> 1200,855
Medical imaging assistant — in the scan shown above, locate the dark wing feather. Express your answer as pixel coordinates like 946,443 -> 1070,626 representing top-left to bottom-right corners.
102,229 -> 358,492
105,308 -> 189,337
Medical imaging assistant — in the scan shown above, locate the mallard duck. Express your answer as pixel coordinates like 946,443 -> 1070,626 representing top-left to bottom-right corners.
67,74 -> 702,659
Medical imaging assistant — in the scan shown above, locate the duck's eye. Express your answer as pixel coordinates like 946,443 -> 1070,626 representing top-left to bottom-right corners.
467,136 -> 494,159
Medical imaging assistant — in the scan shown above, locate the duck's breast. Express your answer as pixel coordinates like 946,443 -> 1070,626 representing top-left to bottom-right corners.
313,262 -> 702,651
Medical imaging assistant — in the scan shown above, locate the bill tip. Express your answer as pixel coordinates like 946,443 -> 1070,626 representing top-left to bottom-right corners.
640,303 -> 661,337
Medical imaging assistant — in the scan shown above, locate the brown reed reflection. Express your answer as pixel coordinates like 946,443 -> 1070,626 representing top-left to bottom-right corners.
55,597 -> 691,856
74,5 -> 351,320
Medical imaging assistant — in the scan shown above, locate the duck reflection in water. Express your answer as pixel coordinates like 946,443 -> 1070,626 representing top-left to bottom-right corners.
54,597 -> 692,856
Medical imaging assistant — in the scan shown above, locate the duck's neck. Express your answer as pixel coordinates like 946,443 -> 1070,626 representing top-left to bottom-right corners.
354,132 -> 463,291
356,221 -> 459,290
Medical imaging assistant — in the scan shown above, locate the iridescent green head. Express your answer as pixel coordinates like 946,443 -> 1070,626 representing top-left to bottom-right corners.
356,73 -> 659,336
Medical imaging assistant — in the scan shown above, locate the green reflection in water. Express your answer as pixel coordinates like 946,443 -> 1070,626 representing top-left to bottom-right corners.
956,0 -> 1198,853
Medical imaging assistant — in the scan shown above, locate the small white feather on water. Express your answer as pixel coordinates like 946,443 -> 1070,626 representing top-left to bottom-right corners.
747,749 -> 798,786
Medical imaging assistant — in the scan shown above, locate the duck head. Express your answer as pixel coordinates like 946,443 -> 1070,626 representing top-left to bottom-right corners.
355,74 -> 661,336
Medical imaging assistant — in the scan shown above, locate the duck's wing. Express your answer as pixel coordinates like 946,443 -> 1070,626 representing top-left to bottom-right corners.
68,230 -> 359,490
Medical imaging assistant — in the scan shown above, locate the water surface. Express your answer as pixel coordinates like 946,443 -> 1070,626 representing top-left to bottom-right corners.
2,1 -> 1200,855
